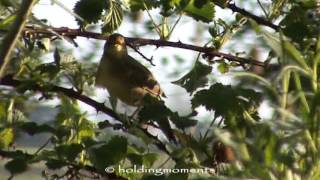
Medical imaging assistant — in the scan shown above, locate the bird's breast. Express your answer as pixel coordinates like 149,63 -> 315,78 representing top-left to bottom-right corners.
96,59 -> 146,106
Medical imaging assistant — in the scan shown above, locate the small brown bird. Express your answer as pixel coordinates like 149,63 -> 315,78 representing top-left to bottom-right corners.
95,33 -> 175,142
95,33 -> 165,106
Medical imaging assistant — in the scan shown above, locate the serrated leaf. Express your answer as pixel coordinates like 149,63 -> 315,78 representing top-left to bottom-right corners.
193,83 -> 262,118
89,136 -> 127,170
20,122 -> 55,135
170,113 -> 197,129
45,159 -> 66,170
5,158 -> 28,175
55,143 -> 83,162
191,83 -> 243,117
73,0 -> 105,27
183,0 -> 215,23
102,0 -> 123,34
173,61 -> 212,93
127,0 -> 159,11
139,99 -> 172,121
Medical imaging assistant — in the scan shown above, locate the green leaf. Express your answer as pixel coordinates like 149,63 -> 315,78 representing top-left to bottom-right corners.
193,0 -> 209,8
128,127 -> 153,144
73,0 -> 106,27
139,96 -> 172,121
217,61 -> 229,73
280,6 -> 319,43
283,41 -> 309,70
173,61 -> 212,93
55,143 -> 83,162
89,136 -> 127,170
0,14 -> 16,29
20,122 -> 55,135
127,153 -> 143,165
128,0 -> 159,11
213,0 -> 229,8
142,153 -> 158,167
261,30 -> 309,70
170,113 -> 198,129
102,0 -> 124,34
45,159 -> 66,170
183,0 -> 215,23
5,158 -> 28,175
261,31 -> 283,57
0,127 -> 14,149
192,83 -> 261,117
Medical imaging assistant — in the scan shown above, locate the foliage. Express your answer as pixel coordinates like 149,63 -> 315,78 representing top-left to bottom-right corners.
0,0 -> 320,179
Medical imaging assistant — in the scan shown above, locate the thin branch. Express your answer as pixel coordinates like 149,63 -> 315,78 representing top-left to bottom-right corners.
126,38 -> 265,66
0,74 -> 119,120
143,2 -> 161,35
168,14 -> 182,38
0,75 -> 172,155
127,43 -> 155,66
22,26 -> 265,66
0,0 -> 37,80
257,0 -> 269,18
226,3 -> 279,31
33,136 -> 52,155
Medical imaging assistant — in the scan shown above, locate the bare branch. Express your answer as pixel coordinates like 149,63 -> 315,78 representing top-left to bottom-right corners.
0,74 -> 118,119
127,43 -> 155,66
0,74 -> 172,155
22,26 -> 265,66
226,3 -> 279,31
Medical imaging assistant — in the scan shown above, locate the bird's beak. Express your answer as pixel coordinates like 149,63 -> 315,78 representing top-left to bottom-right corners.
114,44 -> 123,51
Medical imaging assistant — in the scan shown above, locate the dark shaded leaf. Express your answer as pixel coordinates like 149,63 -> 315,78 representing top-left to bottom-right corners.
73,0 -> 106,27
139,96 -> 172,121
192,83 -> 262,117
5,158 -> 28,175
45,159 -> 65,170
127,153 -> 143,165
89,136 -> 127,170
183,0 -> 215,23
128,0 -> 159,11
20,122 -> 55,135
170,113 -> 197,129
173,61 -> 212,93
55,143 -> 83,162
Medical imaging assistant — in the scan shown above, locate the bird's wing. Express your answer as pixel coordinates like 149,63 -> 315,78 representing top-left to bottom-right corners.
124,55 -> 164,97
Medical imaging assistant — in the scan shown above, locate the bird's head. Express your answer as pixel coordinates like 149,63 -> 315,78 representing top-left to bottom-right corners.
105,33 -> 126,52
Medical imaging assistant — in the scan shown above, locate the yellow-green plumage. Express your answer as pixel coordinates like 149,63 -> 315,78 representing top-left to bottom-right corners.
95,33 -> 164,106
